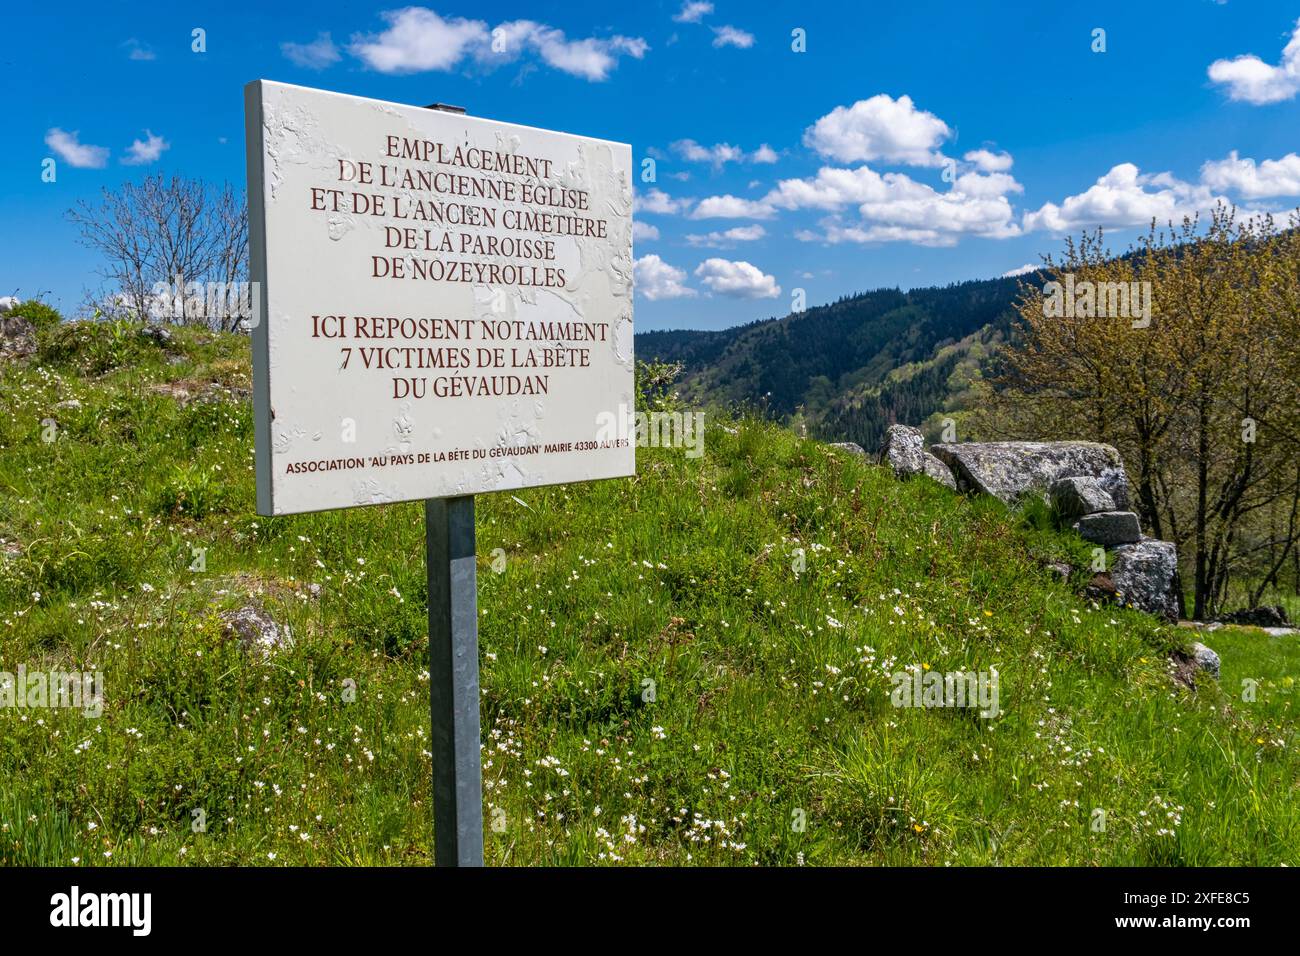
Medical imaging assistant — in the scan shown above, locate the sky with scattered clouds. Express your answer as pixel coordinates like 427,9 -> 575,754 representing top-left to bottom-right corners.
8,0 -> 1300,330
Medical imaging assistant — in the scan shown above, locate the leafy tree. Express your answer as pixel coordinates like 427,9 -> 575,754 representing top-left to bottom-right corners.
987,208 -> 1300,617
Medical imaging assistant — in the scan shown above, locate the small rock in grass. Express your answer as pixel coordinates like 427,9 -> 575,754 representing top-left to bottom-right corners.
1045,561 -> 1072,582
0,315 -> 37,359
1190,642 -> 1220,679
220,605 -> 290,656
139,325 -> 174,347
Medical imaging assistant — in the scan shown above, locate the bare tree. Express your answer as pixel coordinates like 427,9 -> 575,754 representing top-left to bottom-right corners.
68,175 -> 249,331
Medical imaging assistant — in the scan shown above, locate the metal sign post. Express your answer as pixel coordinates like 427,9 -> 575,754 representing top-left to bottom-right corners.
425,495 -> 483,866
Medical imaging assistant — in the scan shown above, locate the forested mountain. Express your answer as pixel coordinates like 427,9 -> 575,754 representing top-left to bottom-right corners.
636,272 -> 1035,450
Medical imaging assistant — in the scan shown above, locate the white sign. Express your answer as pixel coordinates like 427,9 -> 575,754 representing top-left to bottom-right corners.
244,80 -> 635,515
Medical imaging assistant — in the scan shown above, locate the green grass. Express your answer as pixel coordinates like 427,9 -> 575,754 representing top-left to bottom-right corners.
1,322 -> 1297,866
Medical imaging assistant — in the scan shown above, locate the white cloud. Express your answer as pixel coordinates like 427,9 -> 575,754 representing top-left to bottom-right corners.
636,187 -> 692,215
497,22 -> 647,81
1001,263 -> 1040,277
673,139 -> 744,166
44,128 -> 109,169
282,32 -> 342,70
803,94 -> 951,167
673,1 -> 713,24
1200,150 -> 1300,198
765,164 -> 1022,244
953,170 -> 1022,199
712,26 -> 755,49
122,130 -> 169,165
1023,163 -> 1227,233
632,221 -> 660,241
350,8 -> 645,81
689,194 -> 776,219
694,258 -> 780,298
122,38 -> 155,61
867,178 -> 1023,242
635,254 -> 696,300
765,165 -> 891,211
350,8 -> 488,73
1207,18 -> 1300,104
685,224 -> 766,246
795,222 -> 960,247
964,149 -> 1013,173
671,139 -> 778,167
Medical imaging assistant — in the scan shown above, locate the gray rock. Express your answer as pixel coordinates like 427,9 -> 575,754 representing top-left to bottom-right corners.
1217,605 -> 1290,628
930,440 -> 1131,506
878,424 -> 926,477
139,325 -> 174,347
828,441 -> 867,456
53,399 -> 82,411
220,605 -> 291,655
0,315 -> 36,359
922,452 -> 957,489
1050,476 -> 1116,520
1190,642 -> 1220,679
1110,538 -> 1179,622
1073,511 -> 1142,546
1261,627 -> 1298,637
1045,561 -> 1073,582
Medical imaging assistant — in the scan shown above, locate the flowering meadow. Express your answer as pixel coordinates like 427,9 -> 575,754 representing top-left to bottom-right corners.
1,321 -> 1297,865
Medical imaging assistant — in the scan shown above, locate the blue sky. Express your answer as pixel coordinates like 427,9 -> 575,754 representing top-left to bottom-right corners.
6,0 -> 1300,331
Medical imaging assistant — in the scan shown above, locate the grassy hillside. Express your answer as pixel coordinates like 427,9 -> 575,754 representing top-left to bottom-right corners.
1,321 -> 1297,866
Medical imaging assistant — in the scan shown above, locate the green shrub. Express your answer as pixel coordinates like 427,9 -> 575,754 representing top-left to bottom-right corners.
8,299 -> 63,334
38,318 -> 147,374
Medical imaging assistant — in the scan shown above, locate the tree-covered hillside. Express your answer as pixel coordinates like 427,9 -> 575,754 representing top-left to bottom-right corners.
637,274 -> 1030,449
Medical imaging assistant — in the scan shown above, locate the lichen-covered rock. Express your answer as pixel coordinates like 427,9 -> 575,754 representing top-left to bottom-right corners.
1073,511 -> 1142,547
220,605 -> 291,655
930,440 -> 1131,506
1050,476 -> 1116,520
922,452 -> 957,489
828,441 -> 867,456
878,424 -> 926,477
1190,642 -> 1220,679
1110,538 -> 1179,622
0,315 -> 36,359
